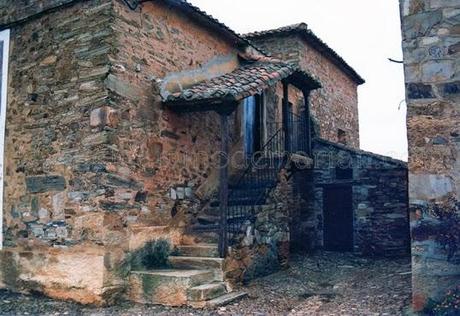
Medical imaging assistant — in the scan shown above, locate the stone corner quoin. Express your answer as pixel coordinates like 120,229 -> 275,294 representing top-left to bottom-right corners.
400,0 -> 460,312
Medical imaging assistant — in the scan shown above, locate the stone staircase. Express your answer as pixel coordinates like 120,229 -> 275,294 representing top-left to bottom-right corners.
189,165 -> 281,244
127,156 -> 286,307
127,243 -> 247,308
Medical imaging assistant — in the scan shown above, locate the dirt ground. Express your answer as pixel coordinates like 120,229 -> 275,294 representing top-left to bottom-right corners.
0,251 -> 412,316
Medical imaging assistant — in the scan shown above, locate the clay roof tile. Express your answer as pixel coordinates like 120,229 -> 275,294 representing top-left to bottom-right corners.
163,61 -> 321,110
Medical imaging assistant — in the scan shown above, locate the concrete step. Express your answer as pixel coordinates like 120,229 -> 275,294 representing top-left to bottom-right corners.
127,269 -> 215,306
187,282 -> 227,302
176,244 -> 219,258
190,291 -> 248,308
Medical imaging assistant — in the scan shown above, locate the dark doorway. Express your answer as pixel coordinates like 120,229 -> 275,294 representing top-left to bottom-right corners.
323,186 -> 353,251
254,94 -> 264,153
243,95 -> 264,158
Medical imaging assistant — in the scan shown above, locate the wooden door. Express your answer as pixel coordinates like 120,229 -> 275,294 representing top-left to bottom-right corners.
323,186 -> 354,251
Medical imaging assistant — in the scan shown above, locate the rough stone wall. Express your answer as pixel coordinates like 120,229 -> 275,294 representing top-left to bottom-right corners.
250,35 -> 360,148
0,0 -> 245,305
0,0 -> 362,305
108,0 -> 243,229
0,0 -> 129,305
224,169 -> 302,285
298,139 -> 409,256
3,0 -> 118,248
0,0 -> 78,26
399,0 -> 460,311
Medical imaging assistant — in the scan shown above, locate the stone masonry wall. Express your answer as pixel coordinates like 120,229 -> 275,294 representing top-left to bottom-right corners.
108,0 -> 242,232
0,0 -> 77,26
224,169 -> 303,285
0,0 -> 126,305
297,139 -> 409,256
0,0 -> 245,305
250,35 -> 360,149
3,0 -> 115,248
399,0 -> 460,311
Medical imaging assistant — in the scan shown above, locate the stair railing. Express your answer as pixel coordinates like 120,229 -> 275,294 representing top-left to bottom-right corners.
220,125 -> 286,254
218,112 -> 309,257
286,110 -> 310,155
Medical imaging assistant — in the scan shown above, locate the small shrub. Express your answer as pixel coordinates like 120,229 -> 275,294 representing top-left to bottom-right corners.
424,286 -> 460,316
413,201 -> 460,261
130,239 -> 172,270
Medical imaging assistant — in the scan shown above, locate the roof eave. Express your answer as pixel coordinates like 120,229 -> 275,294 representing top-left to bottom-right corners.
297,31 -> 365,85
164,94 -> 238,110
156,0 -> 266,56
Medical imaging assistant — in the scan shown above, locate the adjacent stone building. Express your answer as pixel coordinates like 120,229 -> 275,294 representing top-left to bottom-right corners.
291,139 -> 409,256
246,24 -> 364,149
400,0 -> 460,312
0,0 -> 409,307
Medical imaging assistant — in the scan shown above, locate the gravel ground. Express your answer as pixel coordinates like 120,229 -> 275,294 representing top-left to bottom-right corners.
0,251 -> 412,316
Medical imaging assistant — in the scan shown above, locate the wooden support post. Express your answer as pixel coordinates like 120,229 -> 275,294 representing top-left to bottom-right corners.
218,113 -> 229,258
304,89 -> 312,156
282,81 -> 290,153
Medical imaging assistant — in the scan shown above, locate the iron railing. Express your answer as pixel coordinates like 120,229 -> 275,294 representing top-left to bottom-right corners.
286,110 -> 310,155
216,110 -> 310,256
225,126 -> 286,246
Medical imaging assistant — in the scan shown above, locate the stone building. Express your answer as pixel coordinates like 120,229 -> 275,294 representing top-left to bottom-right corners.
245,24 -> 364,149
399,0 -> 460,312
0,0 -> 408,308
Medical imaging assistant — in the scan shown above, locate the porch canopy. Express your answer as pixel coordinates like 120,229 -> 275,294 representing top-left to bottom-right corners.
162,61 -> 321,113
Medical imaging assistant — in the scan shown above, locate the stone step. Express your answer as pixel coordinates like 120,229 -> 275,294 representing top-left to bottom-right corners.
191,231 -> 220,244
229,187 -> 268,196
197,214 -> 252,226
127,269 -> 215,306
176,244 -> 219,258
210,197 -> 266,207
190,291 -> 248,308
187,282 -> 227,302
196,215 -> 219,225
199,236 -> 220,244
189,224 -> 241,238
229,179 -> 277,190
204,205 -> 267,216
203,205 -> 255,219
169,256 -> 225,281
204,206 -> 220,216
189,224 -> 220,232
169,256 -> 224,270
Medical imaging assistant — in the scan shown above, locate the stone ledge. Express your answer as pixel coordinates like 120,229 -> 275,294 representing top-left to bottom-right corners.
0,246 -> 122,306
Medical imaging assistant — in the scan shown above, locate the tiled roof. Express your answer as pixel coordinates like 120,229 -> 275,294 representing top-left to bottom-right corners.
163,61 -> 320,107
244,23 -> 365,85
